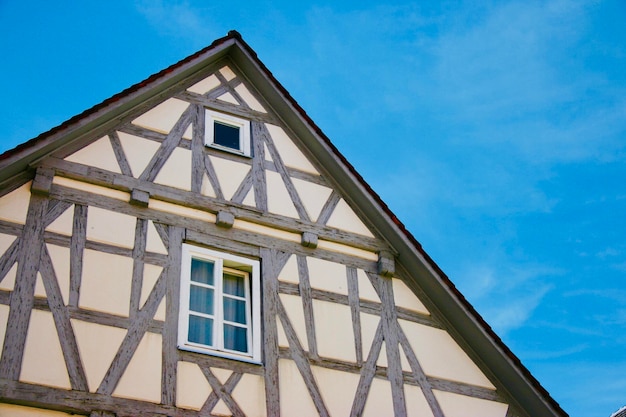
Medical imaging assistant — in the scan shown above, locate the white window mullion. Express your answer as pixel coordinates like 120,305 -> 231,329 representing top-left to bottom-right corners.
214,258 -> 224,351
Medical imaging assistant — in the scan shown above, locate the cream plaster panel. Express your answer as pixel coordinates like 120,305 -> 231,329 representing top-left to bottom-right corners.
234,84 -> 267,113
217,92 -> 239,105
176,361 -> 212,410
0,305 -> 9,355
114,332 -> 162,403
399,319 -> 496,389
361,312 -> 382,365
0,182 -> 30,224
264,143 -> 273,162
154,147 -> 192,191
314,300 -> 355,362
187,74 -> 220,94
231,373 -> 267,417
220,66 -> 237,81
0,234 -> 16,291
34,272 -> 46,299
0,264 -> 16,292
200,172 -> 216,198
279,359 -> 318,417
326,198 -> 375,238
141,264 -> 164,320
210,367 -> 233,384
148,199 -> 216,223
317,239 -> 378,261
146,220 -> 168,255
434,390 -> 508,417
20,310 -> 71,389
405,384 -> 436,417
265,124 -> 319,175
52,177 -> 130,202
362,378 -> 394,417
45,203 -> 73,236
86,206 -> 136,249
278,294 -> 308,351
47,244 -> 71,305
312,365 -> 360,416
0,404 -> 75,417
266,170 -> 299,218
132,98 -> 190,134
117,131 -> 162,178
80,249 -> 133,317
307,256 -> 348,295
277,254 -> 299,284
393,278 -> 430,315
65,136 -> 121,173
276,316 -> 289,350
213,400 -> 231,415
209,155 -> 250,201
243,186 -> 256,207
292,179 -> 333,222
72,319 -> 126,392
357,268 -> 380,302
233,220 -> 300,243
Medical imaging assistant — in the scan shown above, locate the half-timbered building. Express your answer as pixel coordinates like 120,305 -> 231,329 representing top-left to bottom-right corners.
0,31 -> 567,417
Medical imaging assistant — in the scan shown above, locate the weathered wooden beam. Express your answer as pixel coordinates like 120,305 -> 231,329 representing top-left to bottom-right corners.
129,189 -> 150,207
200,371 -> 243,415
301,231 -> 318,248
250,121 -> 268,211
30,167 -> 55,196
69,205 -> 87,307
200,367 -> 245,417
109,131 -> 133,177
377,250 -> 395,277
296,255 -> 318,359
216,211 -> 235,228
0,193 -> 48,380
346,267 -> 363,366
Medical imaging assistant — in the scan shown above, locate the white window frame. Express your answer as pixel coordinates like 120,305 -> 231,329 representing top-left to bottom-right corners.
178,243 -> 261,363
204,109 -> 251,157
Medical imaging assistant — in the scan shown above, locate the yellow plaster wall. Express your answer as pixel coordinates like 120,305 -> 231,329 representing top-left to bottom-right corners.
44,203 -> 73,236
316,239 -> 379,261
65,136 -> 121,174
20,310 -> 71,389
362,377 -> 394,417
187,74 -> 220,95
399,319 -> 496,389
176,361 -> 212,410
146,220 -> 168,254
71,319 -> 126,392
86,206 -> 136,249
434,390 -> 509,417
277,254 -> 299,284
234,84 -> 267,113
0,181 -> 31,224
0,305 -> 9,354
278,293 -> 308,350
148,199 -> 216,223
393,278 -> 430,315
306,256 -> 348,295
117,131 -> 162,178
47,243 -> 71,305
292,178 -> 333,222
265,124 -> 319,175
209,155 -> 251,201
312,366 -> 360,416
266,170 -> 299,218
278,359 -> 318,416
154,147 -> 192,191
231,373 -> 267,417
233,220 -> 300,243
132,98 -> 190,137
0,404 -> 76,417
141,263 -> 165,321
113,332 -> 162,403
0,234 -> 17,291
357,268 -> 380,302
52,177 -> 130,202
80,249 -> 133,317
326,198 -> 375,238
313,300 -> 355,362
219,66 -> 237,81
405,383 -> 436,416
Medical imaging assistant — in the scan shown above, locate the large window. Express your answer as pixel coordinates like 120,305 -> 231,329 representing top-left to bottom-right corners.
204,109 -> 251,157
178,244 -> 261,363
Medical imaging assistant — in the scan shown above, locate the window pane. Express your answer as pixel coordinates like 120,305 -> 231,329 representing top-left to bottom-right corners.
190,285 -> 214,315
189,315 -> 213,346
223,272 -> 245,297
191,258 -> 214,285
214,122 -> 240,150
224,324 -> 248,353
223,297 -> 247,324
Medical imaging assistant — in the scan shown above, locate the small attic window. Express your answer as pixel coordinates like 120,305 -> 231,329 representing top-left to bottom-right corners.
205,109 -> 251,157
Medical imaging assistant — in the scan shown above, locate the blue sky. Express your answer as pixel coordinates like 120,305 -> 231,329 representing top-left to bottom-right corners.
1,1 -> 625,415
